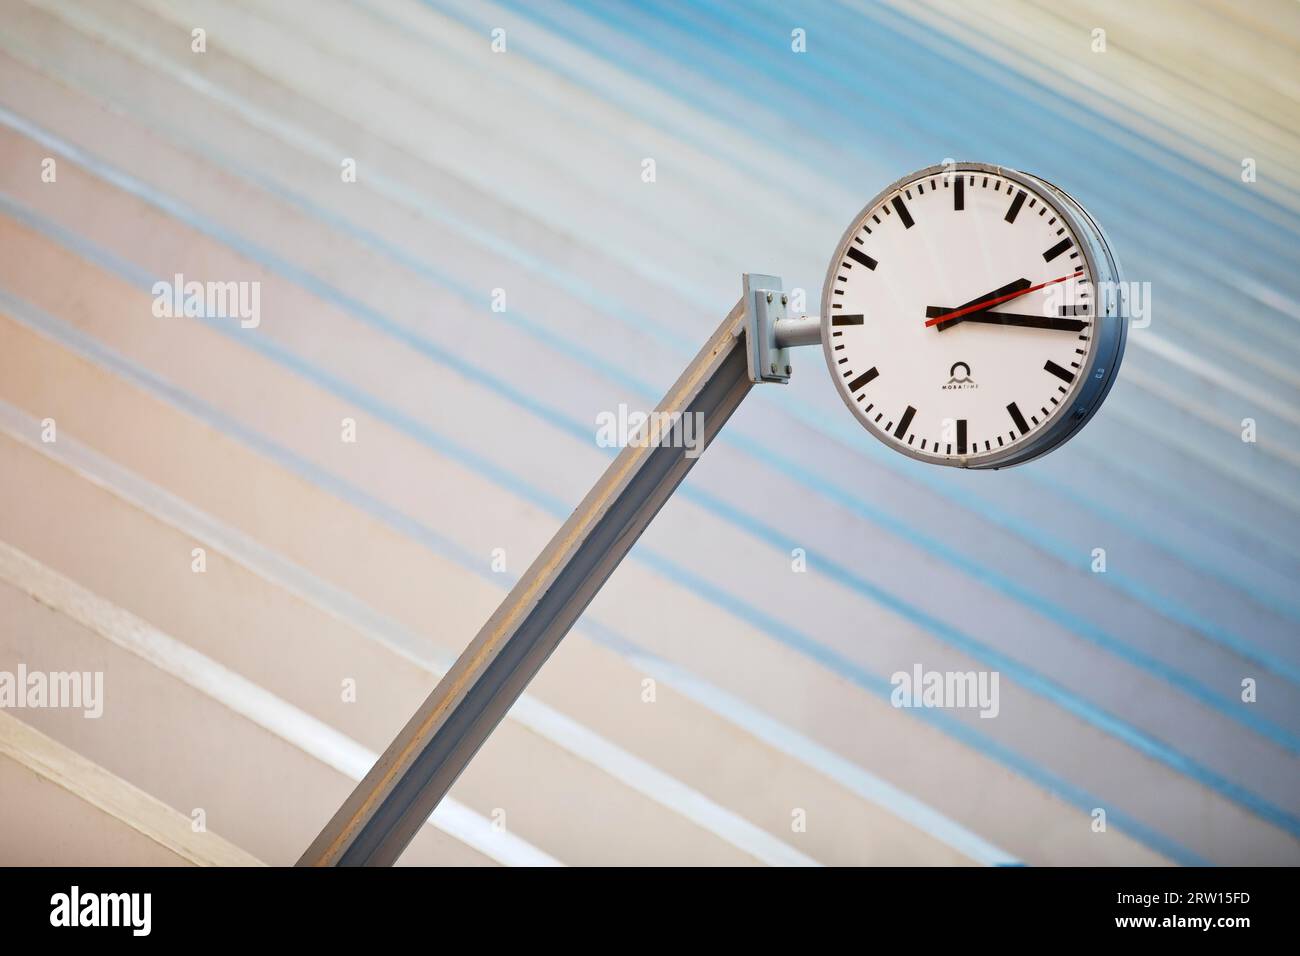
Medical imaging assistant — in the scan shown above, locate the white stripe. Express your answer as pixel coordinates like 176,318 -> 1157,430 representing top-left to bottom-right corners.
8,8 -> 1292,516
1122,366 -> 1300,470
0,396 -> 818,866
0,536 -> 559,867
621,647 -> 1020,866
1132,331 -> 1300,428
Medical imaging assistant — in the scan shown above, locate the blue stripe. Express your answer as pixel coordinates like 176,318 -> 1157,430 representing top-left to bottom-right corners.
0,282 -> 1204,864
523,0 -> 1300,289
26,26 -> 1300,635
3,175 -> 1295,841
413,3 -> 1300,626
33,95 -> 1300,694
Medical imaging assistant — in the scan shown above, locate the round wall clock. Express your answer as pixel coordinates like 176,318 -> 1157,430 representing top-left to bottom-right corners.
821,161 -> 1126,469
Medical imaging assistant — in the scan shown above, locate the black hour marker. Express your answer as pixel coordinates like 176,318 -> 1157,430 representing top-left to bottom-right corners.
1043,237 -> 1074,262
954,176 -> 964,210
1058,304 -> 1088,315
891,196 -> 914,229
847,367 -> 879,392
846,247 -> 877,270
832,314 -> 865,326
1044,359 -> 1076,384
1007,402 -> 1030,436
893,405 -> 916,439
1005,190 -> 1026,223
956,419 -> 968,454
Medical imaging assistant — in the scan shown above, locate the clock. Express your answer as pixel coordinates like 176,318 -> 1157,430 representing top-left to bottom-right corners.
820,162 -> 1126,469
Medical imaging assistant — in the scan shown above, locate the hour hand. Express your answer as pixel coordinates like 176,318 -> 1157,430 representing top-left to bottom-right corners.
924,306 -> 1087,332
925,278 -> 1029,331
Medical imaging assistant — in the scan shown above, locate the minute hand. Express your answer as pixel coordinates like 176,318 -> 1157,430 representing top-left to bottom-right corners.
923,307 -> 1087,332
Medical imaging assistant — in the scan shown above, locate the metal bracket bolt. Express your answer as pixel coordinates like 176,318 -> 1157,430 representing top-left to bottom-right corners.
743,274 -> 823,384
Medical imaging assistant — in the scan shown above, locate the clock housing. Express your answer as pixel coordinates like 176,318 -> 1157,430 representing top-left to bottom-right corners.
820,162 -> 1126,469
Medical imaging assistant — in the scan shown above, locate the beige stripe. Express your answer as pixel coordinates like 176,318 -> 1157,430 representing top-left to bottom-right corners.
0,708 -> 265,866
876,0 -> 1300,216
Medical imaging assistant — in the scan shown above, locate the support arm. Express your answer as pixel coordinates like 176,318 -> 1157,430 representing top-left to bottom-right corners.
299,276 -> 821,865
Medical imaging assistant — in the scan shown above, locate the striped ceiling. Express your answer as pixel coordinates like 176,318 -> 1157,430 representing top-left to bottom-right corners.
0,0 -> 1297,865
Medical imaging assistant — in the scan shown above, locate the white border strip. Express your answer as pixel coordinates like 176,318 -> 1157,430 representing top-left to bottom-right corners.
0,536 -> 560,867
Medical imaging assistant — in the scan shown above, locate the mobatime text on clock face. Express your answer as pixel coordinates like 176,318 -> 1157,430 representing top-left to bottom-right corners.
820,162 -> 1125,470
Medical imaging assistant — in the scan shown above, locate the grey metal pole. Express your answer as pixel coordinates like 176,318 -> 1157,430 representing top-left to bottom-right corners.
299,276 -> 816,866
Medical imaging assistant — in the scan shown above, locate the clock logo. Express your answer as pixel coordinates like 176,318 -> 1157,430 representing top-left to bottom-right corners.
945,361 -> 977,390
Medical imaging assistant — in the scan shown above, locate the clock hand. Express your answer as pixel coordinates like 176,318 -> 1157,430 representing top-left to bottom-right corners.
930,278 -> 1029,330
924,270 -> 1083,329
923,307 -> 1088,332
930,277 -> 1029,332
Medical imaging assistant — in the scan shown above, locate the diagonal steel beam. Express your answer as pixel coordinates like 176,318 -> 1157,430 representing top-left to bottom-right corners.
301,279 -> 810,866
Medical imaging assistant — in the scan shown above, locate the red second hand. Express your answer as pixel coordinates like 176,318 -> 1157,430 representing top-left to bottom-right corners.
924,270 -> 1083,327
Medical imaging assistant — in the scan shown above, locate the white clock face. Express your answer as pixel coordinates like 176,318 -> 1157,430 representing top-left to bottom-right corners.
821,164 -> 1121,469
